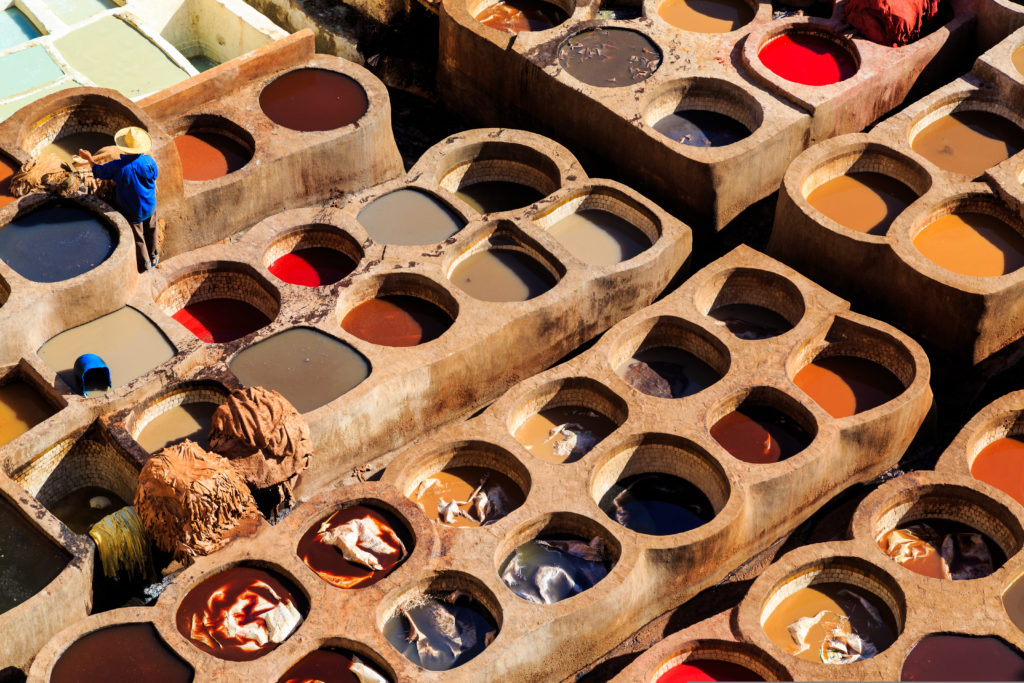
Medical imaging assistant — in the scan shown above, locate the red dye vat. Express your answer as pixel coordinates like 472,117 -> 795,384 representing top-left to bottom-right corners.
172,298 -> 271,343
758,33 -> 856,85
297,505 -> 410,589
259,68 -> 369,132
279,649 -> 386,683
268,247 -> 356,287
341,296 -> 452,347
659,659 -> 763,682
173,131 -> 251,181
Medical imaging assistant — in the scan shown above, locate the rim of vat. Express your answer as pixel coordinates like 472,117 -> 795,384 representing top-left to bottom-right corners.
123,379 -> 230,442
443,220 -> 566,298
434,144 -> 566,212
153,259 -> 282,330
704,385 -> 821,467
335,271 -> 460,345
492,511 -> 623,603
13,90 -> 149,158
274,637 -> 399,682
648,0 -> 768,38
588,432 -> 737,541
640,77 -> 764,156
375,569 -> 504,641
958,401 -> 1024,479
166,112 -> 256,189
649,638 -> 792,682
693,265 -> 806,336
528,184 -> 663,264
606,314 -> 732,399
905,90 -> 1024,180
256,65 -> 371,134
891,189 -> 1024,292
261,221 -> 364,284
851,476 -> 1024,579
784,135 -> 933,242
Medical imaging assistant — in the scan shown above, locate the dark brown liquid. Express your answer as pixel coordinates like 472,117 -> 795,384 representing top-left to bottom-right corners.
341,296 -> 452,346
474,0 -> 567,33
711,405 -> 811,464
279,648 -> 389,683
901,635 -> 1024,680
913,212 -> 1024,278
173,131 -> 250,181
175,567 -> 305,661
411,466 -> 525,528
617,346 -> 721,398
793,356 -> 903,418
51,623 -> 193,683
912,110 -> 1024,177
260,69 -> 368,132
708,303 -> 791,339
0,495 -> 69,614
972,436 -> 1024,506
48,486 -> 128,535
876,518 -> 1004,580
806,172 -> 917,235
513,406 -> 617,463
297,505 -> 409,589
136,401 -> 218,452
558,28 -> 662,87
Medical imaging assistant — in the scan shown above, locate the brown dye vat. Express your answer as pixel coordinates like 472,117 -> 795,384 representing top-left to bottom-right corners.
296,504 -> 410,589
357,188 -> 465,245
617,346 -> 721,398
913,212 -> 1024,277
513,406 -> 617,463
762,582 -> 898,663
708,303 -> 791,340
793,356 -> 903,418
710,405 -> 811,464
173,132 -> 250,181
259,69 -> 369,132
901,634 -> 1024,681
455,182 -> 545,213
136,402 -> 219,452
805,172 -> 917,236
876,518 -> 1005,580
1014,45 -> 1024,79
51,623 -> 192,683
972,436 -> 1024,506
557,28 -> 662,87
450,249 -> 556,302
656,0 -> 754,33
911,111 -> 1024,178
548,209 -> 651,267
0,380 -> 54,446
175,566 -> 305,661
48,486 -> 128,534
474,0 -> 568,33
279,648 -> 389,683
0,154 -> 15,208
0,494 -> 69,614
411,465 -> 525,527
341,296 -> 453,347
43,131 -> 115,165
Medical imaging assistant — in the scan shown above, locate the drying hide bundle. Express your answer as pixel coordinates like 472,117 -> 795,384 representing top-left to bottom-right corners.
9,148 -> 118,202
844,0 -> 941,47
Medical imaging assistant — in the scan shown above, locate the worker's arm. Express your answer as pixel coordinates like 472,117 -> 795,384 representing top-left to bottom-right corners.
89,157 -> 124,180
78,149 -> 95,164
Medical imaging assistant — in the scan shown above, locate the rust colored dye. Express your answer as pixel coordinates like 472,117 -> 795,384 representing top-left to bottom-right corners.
1014,45 -> 1024,79
913,212 -> 1024,278
758,33 -> 856,86
972,436 -> 1024,506
279,649 -> 389,683
297,505 -> 410,589
51,623 -> 193,683
411,465 -> 525,528
912,110 -> 1024,178
0,154 -> 15,208
708,303 -> 791,340
474,0 -> 568,33
710,405 -> 811,464
173,131 -> 251,181
260,68 -> 368,132
176,566 -> 305,661
901,635 -> 1024,680
876,518 -> 1004,580
793,356 -> 903,418
269,247 -> 357,287
172,298 -> 272,344
658,660 -> 763,682
341,296 -> 453,347
805,172 -> 918,235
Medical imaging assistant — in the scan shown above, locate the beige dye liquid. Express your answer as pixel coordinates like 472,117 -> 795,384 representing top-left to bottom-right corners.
43,132 -> 114,165
136,402 -> 219,453
1013,45 -> 1024,79
547,209 -> 650,267
0,381 -> 54,446
912,111 -> 1024,178
805,172 -> 916,235
913,212 -> 1024,277
657,0 -> 754,33
513,407 -> 617,464
450,249 -> 555,302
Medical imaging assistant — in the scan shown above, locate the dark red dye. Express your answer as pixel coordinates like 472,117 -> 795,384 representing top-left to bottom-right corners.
259,68 -> 369,132
758,33 -> 857,85
279,649 -> 369,683
341,296 -> 452,347
659,659 -> 764,682
901,634 -> 1024,680
297,505 -> 410,589
172,298 -> 271,344
269,247 -> 356,287
52,623 -> 193,683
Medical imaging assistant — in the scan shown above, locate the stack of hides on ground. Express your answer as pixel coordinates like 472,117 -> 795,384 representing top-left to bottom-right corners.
844,0 -> 940,46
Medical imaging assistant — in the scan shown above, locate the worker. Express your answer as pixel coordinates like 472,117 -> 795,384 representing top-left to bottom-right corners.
79,126 -> 159,271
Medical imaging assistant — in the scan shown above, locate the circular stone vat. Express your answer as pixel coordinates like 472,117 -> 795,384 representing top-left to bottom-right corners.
259,68 -> 368,132
913,209 -> 1024,278
652,641 -> 789,682
592,434 -> 728,536
793,354 -> 904,419
449,231 -> 561,302
657,0 -> 754,33
473,0 -> 569,33
758,29 -> 857,86
901,634 -> 1024,680
279,647 -> 393,682
230,327 -> 370,413
175,565 -> 308,661
972,428 -> 1024,506
557,28 -> 662,87
358,188 -> 465,245
697,268 -> 804,340
438,140 -> 562,214
760,560 -> 902,664
129,383 -> 228,453
264,224 -> 361,287
42,131 -> 115,165
643,79 -> 761,151
172,116 -> 253,181
297,504 -> 413,589
51,623 -> 192,682
509,377 -> 627,464
614,317 -> 729,398
157,265 -> 279,344
710,389 -> 815,464
911,107 -> 1024,178
342,294 -> 454,347
0,202 -> 116,282
0,153 -> 16,208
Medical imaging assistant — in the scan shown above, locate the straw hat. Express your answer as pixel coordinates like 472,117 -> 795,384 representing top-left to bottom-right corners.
114,126 -> 152,154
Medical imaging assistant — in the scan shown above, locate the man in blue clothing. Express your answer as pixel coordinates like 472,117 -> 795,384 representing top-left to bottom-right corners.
79,126 -> 159,271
